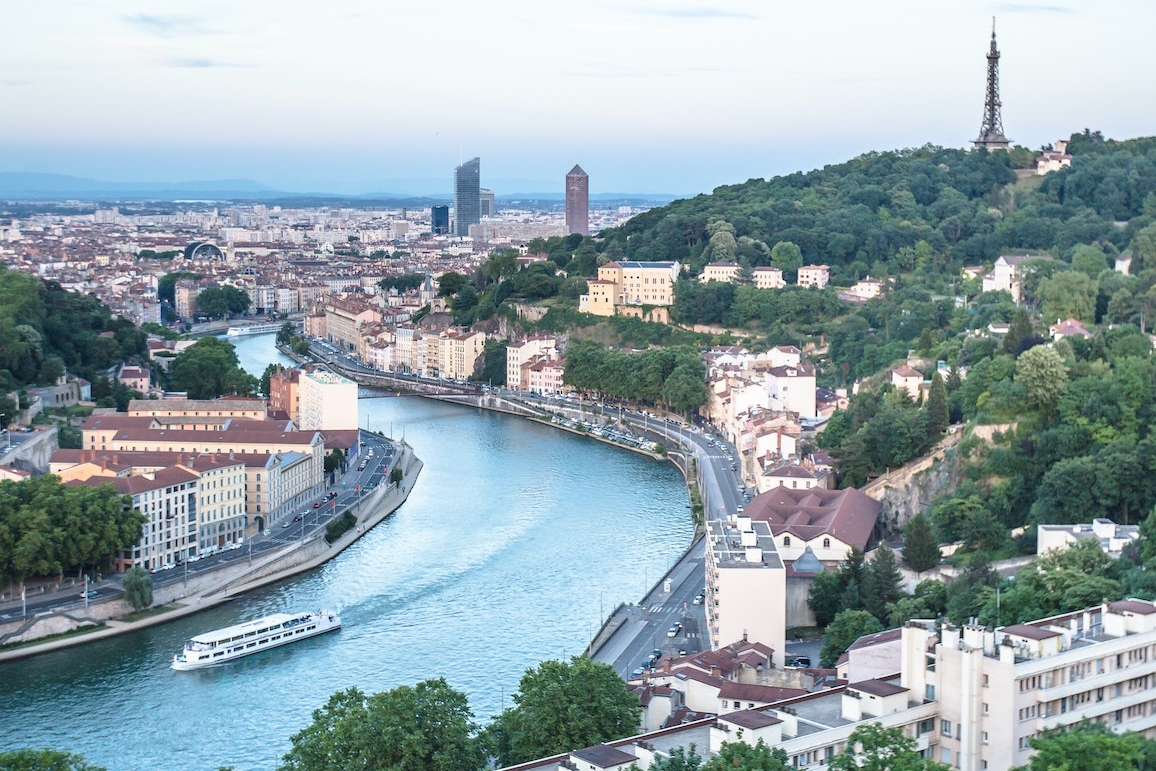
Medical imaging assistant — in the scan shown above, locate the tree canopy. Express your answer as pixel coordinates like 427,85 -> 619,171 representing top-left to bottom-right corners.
487,656 -> 641,767
279,680 -> 484,771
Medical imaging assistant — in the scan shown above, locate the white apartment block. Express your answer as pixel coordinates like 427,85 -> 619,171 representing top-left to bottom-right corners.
701,262 -> 740,283
797,265 -> 830,289
440,329 -> 485,381
705,517 -> 786,666
765,365 -> 816,419
86,466 -> 199,572
506,336 -> 557,390
752,267 -> 785,290
299,368 -> 358,431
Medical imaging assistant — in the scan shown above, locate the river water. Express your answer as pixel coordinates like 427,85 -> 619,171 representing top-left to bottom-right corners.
0,334 -> 693,771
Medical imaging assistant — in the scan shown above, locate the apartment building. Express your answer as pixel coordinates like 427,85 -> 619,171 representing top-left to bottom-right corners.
796,265 -> 830,289
752,267 -> 785,290
599,260 -> 680,306
700,262 -> 740,283
268,367 -> 301,423
764,364 -> 816,419
299,367 -> 358,431
506,336 -> 558,391
440,329 -> 486,381
705,517 -> 786,666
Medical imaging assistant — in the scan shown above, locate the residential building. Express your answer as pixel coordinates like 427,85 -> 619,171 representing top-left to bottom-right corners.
439,329 -> 485,381
752,267 -> 785,290
579,279 -> 617,317
744,485 -> 879,565
981,254 -> 1054,303
796,265 -> 830,289
454,157 -> 481,237
506,336 -> 557,391
764,364 -> 816,418
587,261 -> 680,309
268,367 -> 301,423
705,516 -> 786,665
891,366 -> 924,400
524,353 -> 567,394
566,165 -> 589,236
299,367 -> 358,431
1037,518 -> 1140,558
1049,317 -> 1093,340
701,262 -> 740,284
118,366 -> 150,394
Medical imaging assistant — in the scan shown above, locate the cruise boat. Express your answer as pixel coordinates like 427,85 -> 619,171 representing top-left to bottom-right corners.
226,322 -> 287,337
171,610 -> 341,670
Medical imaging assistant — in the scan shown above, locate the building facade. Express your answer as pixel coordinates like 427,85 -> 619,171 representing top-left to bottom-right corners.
298,368 -> 358,431
566,164 -> 589,236
454,157 -> 481,237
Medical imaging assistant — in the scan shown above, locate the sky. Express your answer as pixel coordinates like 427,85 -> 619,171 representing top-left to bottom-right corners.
0,0 -> 1152,197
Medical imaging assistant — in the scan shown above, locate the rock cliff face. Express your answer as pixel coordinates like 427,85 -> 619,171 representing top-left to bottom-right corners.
861,432 -> 965,537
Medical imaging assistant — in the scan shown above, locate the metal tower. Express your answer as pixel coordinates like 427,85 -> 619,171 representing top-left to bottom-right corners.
973,18 -> 1010,151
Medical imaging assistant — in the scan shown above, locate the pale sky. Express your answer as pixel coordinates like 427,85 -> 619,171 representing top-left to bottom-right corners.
0,1 -> 1151,196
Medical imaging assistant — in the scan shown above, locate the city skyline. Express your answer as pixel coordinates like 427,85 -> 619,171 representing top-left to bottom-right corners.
1,1 -> 1152,196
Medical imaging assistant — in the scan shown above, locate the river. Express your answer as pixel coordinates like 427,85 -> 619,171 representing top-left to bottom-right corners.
0,334 -> 694,771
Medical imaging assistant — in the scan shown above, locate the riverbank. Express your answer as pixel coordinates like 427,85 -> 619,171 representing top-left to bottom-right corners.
0,444 -> 423,663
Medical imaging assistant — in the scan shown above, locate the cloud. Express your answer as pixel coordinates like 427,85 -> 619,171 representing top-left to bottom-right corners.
122,14 -> 213,38
995,4 -> 1072,13
630,5 -> 760,20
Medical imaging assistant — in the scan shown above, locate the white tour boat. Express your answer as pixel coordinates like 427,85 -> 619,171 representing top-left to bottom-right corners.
171,610 -> 341,670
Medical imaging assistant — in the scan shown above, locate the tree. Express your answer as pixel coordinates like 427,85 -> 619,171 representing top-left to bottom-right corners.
168,337 -> 258,400
924,373 -> 948,437
276,323 -> 296,346
700,740 -> 788,771
1015,344 -> 1068,417
770,241 -> 803,282
819,610 -> 883,668
902,513 -> 940,574
1002,308 -> 1034,354
862,544 -> 904,623
1025,721 -> 1144,771
437,271 -> 467,297
390,467 -> 403,487
279,680 -> 483,771
489,656 -> 641,766
1038,270 -> 1097,324
0,749 -> 107,771
648,745 -> 703,771
121,566 -> 152,611
829,723 -> 948,771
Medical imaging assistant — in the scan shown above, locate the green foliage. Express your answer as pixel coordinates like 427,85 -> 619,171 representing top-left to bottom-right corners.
488,656 -> 641,767
1025,720 -> 1146,771
168,337 -> 257,400
121,566 -> 153,612
437,271 -> 467,297
279,681 -> 483,771
645,745 -> 703,771
0,748 -> 107,771
862,544 -> 904,622
195,285 -> 251,319
378,274 -> 426,293
0,476 -> 142,587
819,609 -> 883,668
925,373 -> 949,437
700,740 -> 788,771
902,513 -> 940,573
324,449 -> 345,475
0,267 -> 148,389
819,387 -> 934,488
562,341 -> 707,413
477,340 -> 508,386
324,512 -> 357,544
389,466 -> 403,486
829,723 -> 948,771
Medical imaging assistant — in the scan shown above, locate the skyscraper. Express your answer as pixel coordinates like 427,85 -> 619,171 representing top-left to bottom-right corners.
453,157 -> 481,237
973,19 -> 1010,151
431,205 -> 449,235
565,164 -> 589,236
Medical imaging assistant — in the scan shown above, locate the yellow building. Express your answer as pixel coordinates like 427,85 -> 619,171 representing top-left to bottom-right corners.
578,261 -> 680,317
440,329 -> 486,381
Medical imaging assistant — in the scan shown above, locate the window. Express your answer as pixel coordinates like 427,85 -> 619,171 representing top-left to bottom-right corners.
942,720 -> 952,736
983,702 -> 989,715
823,538 -> 831,548
982,731 -> 989,744
783,536 -> 791,546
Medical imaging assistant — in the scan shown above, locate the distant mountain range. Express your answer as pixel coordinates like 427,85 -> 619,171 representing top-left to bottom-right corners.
0,172 -> 679,207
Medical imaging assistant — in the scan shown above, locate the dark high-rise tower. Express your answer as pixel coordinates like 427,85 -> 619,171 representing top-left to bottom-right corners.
431,205 -> 449,235
565,164 -> 589,236
453,157 -> 480,237
973,19 -> 1010,151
